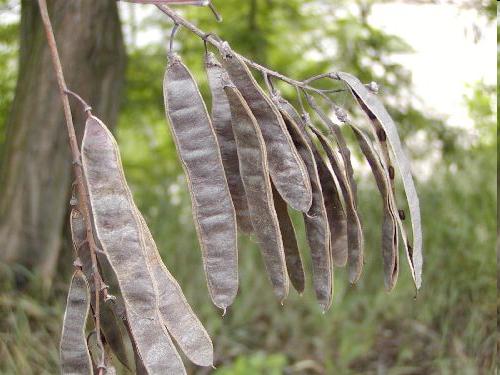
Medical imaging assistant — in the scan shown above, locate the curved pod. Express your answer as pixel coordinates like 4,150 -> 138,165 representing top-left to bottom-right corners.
337,72 -> 422,289
349,126 -> 400,290
218,43 -> 312,213
273,95 -> 333,309
223,82 -> 289,302
205,52 -> 253,234
60,270 -> 93,375
164,53 -> 238,310
270,181 -> 305,294
82,116 -> 186,374
310,126 -> 364,283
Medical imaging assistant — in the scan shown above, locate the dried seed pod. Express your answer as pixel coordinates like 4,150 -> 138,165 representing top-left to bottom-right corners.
60,270 -> 93,375
270,181 -> 305,294
218,42 -> 312,213
273,95 -> 333,309
205,52 -> 253,234
82,116 -> 186,374
163,53 -> 238,310
306,95 -> 358,201
278,101 -> 348,267
353,89 -> 395,193
70,210 -> 133,371
137,213 -> 214,367
349,125 -> 400,290
223,81 -> 289,302
311,143 -> 348,270
309,126 -> 364,283
337,72 -> 422,289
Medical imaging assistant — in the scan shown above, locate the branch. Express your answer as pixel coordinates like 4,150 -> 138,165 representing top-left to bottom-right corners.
155,4 -> 336,95
36,1 -> 106,373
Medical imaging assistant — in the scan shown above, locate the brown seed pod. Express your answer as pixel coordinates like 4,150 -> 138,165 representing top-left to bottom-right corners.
353,90 -> 395,192
218,42 -> 312,213
270,181 -> 305,294
205,52 -> 253,234
313,149 -> 348,268
273,95 -> 334,309
163,53 -> 238,310
283,105 -> 349,268
348,125 -> 400,290
82,116 -> 186,374
60,270 -> 93,375
70,210 -> 133,371
309,126 -> 364,284
137,212 -> 214,367
337,72 -> 422,289
306,95 -> 358,201
223,81 -> 289,302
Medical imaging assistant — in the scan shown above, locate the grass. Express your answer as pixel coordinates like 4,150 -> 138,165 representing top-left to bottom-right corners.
0,142 -> 495,374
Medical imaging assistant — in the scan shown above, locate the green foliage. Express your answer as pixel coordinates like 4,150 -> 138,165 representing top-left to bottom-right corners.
0,7 -> 19,153
214,353 -> 287,375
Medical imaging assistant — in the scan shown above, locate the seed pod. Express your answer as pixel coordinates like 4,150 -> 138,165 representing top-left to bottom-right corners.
306,94 -> 358,201
70,210 -> 133,371
273,95 -> 333,309
309,126 -> 364,283
218,42 -> 312,213
354,91 -> 395,193
337,72 -> 422,289
223,81 -> 289,302
82,116 -> 186,374
60,270 -> 93,375
163,53 -> 238,310
311,144 -> 348,270
205,52 -> 253,234
137,213 -> 214,367
276,101 -> 348,267
72,209 -> 213,367
349,125 -> 400,290
270,181 -> 305,294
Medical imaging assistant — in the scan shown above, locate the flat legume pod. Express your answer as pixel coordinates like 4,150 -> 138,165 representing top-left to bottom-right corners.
309,125 -> 364,283
337,72 -> 422,289
348,125 -> 400,290
273,95 -> 333,309
70,210 -> 133,371
82,116 -> 186,375
270,181 -> 305,294
274,98 -> 347,267
205,52 -> 253,234
60,270 -> 93,375
164,53 -> 238,310
354,98 -> 394,193
137,212 -> 214,367
314,150 -> 348,269
306,95 -> 358,201
218,42 -> 312,213
223,82 -> 289,302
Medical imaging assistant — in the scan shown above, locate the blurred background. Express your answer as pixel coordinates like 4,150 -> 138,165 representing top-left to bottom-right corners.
0,0 -> 496,374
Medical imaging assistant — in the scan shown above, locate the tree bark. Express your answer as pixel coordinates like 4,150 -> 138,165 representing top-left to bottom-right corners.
0,0 -> 126,286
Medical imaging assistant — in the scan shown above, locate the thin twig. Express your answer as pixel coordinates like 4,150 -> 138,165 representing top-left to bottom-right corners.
154,4 -> 335,95
36,1 -> 105,373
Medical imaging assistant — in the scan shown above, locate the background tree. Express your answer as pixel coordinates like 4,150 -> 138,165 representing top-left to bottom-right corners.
0,0 -> 125,287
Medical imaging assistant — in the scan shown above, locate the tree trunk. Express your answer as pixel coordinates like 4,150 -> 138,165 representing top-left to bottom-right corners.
0,0 -> 126,287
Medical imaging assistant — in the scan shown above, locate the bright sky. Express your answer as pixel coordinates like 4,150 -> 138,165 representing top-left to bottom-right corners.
369,3 -> 496,129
